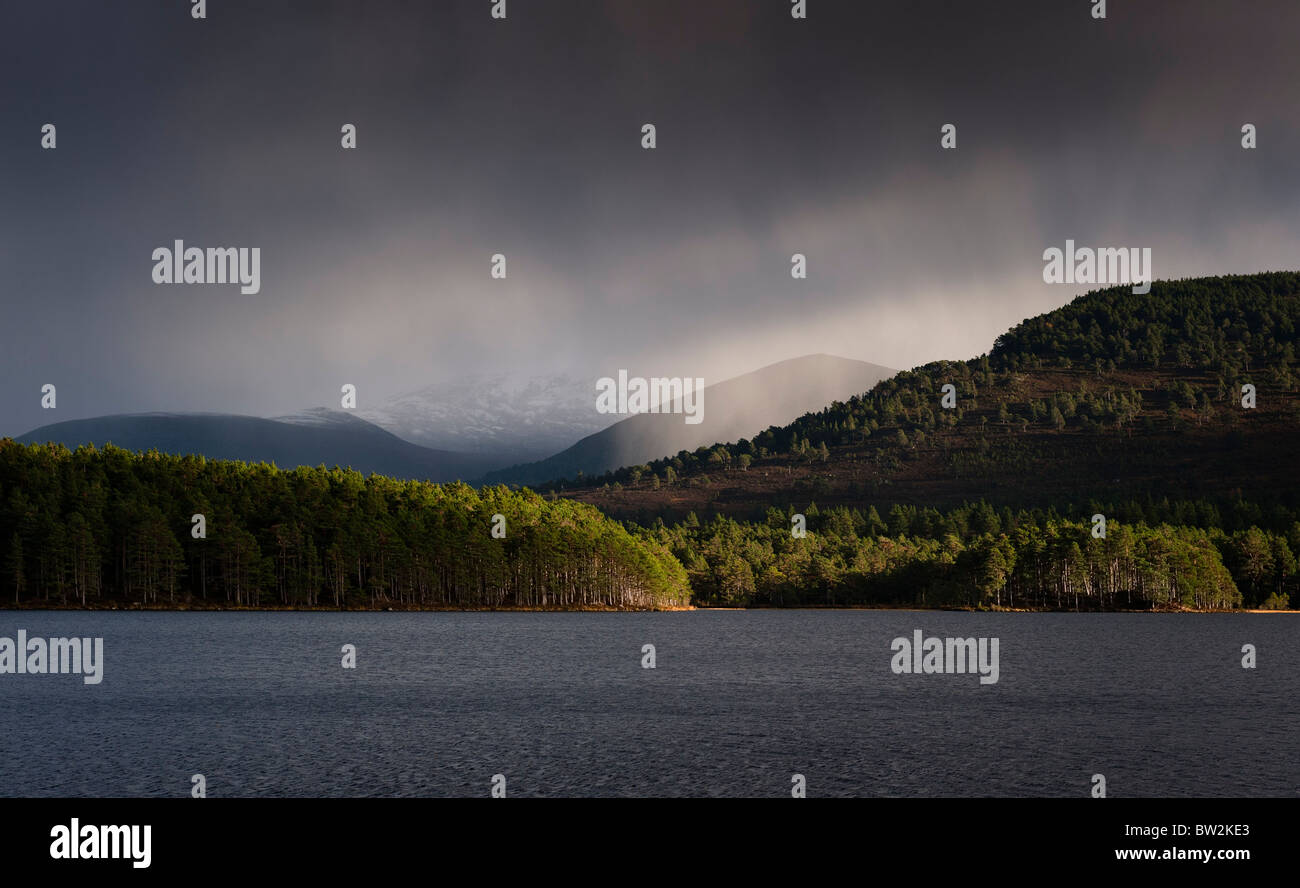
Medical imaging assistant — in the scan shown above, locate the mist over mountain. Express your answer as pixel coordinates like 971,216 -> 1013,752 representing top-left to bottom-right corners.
15,409 -> 498,482
484,355 -> 897,486
11,356 -> 896,487
558,273 -> 1300,523
357,372 -> 619,464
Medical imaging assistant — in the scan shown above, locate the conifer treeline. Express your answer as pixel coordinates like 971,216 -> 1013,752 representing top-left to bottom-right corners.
0,440 -> 690,609
650,503 -> 1298,610
1,439 -> 1293,611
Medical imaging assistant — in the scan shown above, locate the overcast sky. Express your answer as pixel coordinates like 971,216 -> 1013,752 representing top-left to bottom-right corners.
2,0 -> 1298,436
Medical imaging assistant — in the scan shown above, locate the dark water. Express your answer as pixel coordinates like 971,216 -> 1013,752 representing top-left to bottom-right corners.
0,610 -> 1295,798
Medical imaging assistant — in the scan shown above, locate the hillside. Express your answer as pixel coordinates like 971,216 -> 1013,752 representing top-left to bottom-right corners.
482,354 -> 896,486
4,274 -> 1296,613
537,272 -> 1300,610
550,273 -> 1300,522
16,409 -> 499,483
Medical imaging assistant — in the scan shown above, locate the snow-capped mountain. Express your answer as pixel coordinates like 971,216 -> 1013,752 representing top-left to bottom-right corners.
483,355 -> 898,486
357,372 -> 619,463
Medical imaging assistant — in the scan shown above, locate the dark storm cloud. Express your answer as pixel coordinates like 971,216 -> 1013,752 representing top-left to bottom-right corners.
2,0 -> 1298,435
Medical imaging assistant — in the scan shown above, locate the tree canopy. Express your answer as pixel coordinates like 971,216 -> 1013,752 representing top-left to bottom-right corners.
0,440 -> 690,610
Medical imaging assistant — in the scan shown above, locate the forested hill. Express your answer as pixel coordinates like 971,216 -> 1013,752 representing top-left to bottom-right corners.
0,442 -> 689,610
3,273 -> 1296,613
556,272 -> 1300,521
535,272 -> 1299,611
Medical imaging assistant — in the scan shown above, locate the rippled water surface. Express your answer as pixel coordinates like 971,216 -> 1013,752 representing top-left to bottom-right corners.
1,610 -> 1295,797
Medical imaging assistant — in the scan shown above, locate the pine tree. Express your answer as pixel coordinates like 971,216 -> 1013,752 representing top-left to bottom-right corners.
6,531 -> 24,605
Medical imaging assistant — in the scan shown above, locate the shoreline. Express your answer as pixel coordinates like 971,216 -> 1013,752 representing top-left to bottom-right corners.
0,603 -> 1294,614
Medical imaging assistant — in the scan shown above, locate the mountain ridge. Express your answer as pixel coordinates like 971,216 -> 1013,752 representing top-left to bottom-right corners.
357,371 -> 620,463
15,410 -> 498,482
548,272 -> 1300,521
482,354 -> 897,486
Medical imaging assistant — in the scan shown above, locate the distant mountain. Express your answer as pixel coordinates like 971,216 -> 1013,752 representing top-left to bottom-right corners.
555,272 -> 1300,521
483,355 -> 897,486
357,372 -> 621,464
15,409 -> 498,482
